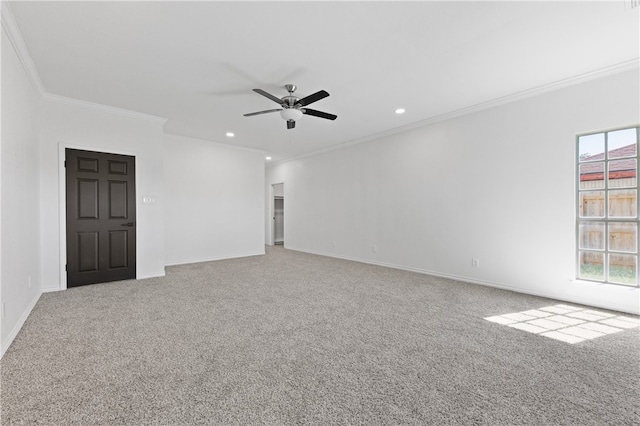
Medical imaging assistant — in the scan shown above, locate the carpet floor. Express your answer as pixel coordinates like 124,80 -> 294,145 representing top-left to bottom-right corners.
1,246 -> 639,425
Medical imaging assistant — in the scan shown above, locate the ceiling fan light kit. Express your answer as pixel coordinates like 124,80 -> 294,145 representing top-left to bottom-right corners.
280,108 -> 302,122
244,84 -> 337,129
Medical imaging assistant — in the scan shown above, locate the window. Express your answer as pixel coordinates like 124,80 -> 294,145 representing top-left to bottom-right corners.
577,126 -> 639,286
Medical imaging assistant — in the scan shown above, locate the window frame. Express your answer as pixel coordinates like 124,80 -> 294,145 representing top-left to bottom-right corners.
576,125 -> 640,287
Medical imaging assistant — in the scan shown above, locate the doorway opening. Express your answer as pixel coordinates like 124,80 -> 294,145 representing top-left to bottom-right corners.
272,183 -> 284,245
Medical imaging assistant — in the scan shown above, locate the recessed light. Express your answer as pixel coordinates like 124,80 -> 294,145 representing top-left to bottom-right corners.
395,108 -> 406,114
265,156 -> 272,160
226,132 -> 235,137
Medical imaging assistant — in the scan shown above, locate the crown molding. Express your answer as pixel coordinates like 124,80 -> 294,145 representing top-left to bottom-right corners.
268,59 -> 640,168
3,0 -> 636,155
390,58 -> 640,136
42,93 -> 167,125
163,132 -> 267,154
2,1 -> 167,125
1,1 -> 45,96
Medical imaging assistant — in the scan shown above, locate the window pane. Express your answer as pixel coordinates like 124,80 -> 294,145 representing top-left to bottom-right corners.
608,189 -> 637,218
579,133 -> 605,162
579,162 -> 604,189
579,222 -> 605,250
609,222 -> 637,253
608,253 -> 637,286
579,251 -> 604,281
579,191 -> 605,217
577,127 -> 639,287
608,128 -> 637,159
608,159 -> 636,188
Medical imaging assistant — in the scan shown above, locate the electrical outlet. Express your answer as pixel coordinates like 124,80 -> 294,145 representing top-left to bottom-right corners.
472,258 -> 480,268
372,245 -> 378,253
331,241 -> 336,248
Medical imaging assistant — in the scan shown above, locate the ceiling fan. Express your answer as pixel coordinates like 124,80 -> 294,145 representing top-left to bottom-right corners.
243,84 -> 337,129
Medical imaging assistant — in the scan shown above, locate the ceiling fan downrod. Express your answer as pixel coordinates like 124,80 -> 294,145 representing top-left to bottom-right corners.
283,84 -> 299,108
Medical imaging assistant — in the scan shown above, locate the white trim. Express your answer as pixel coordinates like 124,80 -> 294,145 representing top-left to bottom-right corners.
164,132 -> 267,155
58,143 -> 141,291
1,1 -> 45,97
268,59 -> 640,168
58,146 -> 65,290
41,273 -> 165,292
43,93 -> 167,125
1,2 -> 168,125
164,251 -> 266,268
137,272 -> 166,280
136,272 -> 166,281
267,182 -> 285,247
266,184 -> 275,246
285,246 -> 640,315
1,290 -> 41,358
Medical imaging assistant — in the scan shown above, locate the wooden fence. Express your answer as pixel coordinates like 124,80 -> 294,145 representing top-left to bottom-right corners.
579,176 -> 636,267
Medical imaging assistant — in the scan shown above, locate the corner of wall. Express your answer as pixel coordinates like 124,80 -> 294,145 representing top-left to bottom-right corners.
0,291 -> 41,359
1,2 -> 45,358
1,1 -> 45,97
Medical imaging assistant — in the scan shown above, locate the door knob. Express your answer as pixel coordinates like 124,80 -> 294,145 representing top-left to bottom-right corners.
121,222 -> 135,227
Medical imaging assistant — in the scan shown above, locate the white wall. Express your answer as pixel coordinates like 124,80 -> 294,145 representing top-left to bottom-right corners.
163,134 -> 265,265
273,183 -> 283,197
266,69 -> 640,314
38,100 -> 167,291
1,25 -> 42,355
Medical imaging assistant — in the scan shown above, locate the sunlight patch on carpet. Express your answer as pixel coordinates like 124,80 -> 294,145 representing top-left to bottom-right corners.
485,304 -> 639,344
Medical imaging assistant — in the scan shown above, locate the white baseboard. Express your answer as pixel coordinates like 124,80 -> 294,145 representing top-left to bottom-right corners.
164,250 -> 266,267
41,272 -> 167,291
1,290 -> 42,359
285,246 -> 640,315
137,272 -> 166,280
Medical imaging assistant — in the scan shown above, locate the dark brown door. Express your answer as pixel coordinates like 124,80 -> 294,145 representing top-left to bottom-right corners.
66,149 -> 136,287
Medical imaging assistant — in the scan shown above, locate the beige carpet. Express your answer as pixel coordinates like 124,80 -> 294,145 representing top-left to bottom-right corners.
2,246 -> 639,425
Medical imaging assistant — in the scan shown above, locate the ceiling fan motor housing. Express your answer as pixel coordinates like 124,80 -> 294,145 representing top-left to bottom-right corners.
282,95 -> 299,107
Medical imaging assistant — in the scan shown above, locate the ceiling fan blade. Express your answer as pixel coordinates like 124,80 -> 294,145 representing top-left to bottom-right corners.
253,88 -> 283,104
287,120 -> 295,129
243,109 -> 282,117
302,108 -> 337,120
296,90 -> 329,107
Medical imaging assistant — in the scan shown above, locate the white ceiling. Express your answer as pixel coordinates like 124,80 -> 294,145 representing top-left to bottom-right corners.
8,1 -> 639,162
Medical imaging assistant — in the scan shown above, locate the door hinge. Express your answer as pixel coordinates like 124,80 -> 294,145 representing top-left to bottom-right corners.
64,160 -> 67,168
65,264 -> 68,271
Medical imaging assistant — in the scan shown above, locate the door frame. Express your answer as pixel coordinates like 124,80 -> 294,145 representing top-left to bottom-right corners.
268,182 -> 284,246
273,196 -> 284,245
58,143 -> 139,290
